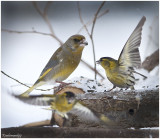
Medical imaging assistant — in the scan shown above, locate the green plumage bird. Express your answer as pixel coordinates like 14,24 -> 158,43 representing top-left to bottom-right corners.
20,35 -> 88,97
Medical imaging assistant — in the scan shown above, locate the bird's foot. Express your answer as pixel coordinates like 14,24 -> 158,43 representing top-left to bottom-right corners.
105,86 -> 116,92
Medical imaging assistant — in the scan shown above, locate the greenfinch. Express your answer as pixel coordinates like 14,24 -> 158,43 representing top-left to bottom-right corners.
96,16 -> 147,91
20,35 -> 88,97
14,91 -> 114,126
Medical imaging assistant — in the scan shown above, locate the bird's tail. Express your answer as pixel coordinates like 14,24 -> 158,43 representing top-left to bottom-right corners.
20,81 -> 45,97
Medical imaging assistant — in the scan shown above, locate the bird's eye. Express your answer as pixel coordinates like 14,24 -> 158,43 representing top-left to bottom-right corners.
74,38 -> 80,42
100,58 -> 103,61
65,91 -> 75,98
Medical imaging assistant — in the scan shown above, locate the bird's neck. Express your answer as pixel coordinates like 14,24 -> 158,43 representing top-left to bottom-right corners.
103,60 -> 118,73
64,45 -> 84,57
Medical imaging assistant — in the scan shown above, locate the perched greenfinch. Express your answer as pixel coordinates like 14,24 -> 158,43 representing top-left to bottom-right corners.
14,91 -> 114,126
20,35 -> 88,97
96,16 -> 147,91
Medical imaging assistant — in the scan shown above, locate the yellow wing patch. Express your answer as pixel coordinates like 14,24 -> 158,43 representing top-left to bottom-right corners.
39,68 -> 52,80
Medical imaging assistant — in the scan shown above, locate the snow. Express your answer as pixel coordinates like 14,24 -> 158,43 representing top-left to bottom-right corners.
140,127 -> 159,130
128,127 -> 135,130
128,127 -> 159,130
134,67 -> 159,90
66,66 -> 159,94
113,96 -> 118,99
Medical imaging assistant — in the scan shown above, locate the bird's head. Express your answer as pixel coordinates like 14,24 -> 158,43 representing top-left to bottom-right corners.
96,57 -> 117,69
65,35 -> 88,51
63,91 -> 76,104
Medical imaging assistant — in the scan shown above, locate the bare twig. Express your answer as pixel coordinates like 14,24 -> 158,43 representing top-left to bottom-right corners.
1,71 -> 54,91
2,29 -> 53,37
77,9 -> 109,34
77,1 -> 106,79
77,2 -> 90,37
32,1 -> 63,45
44,2 -> 52,16
81,60 -> 105,79
90,2 -> 105,36
32,1 -> 43,17
90,2 -> 106,80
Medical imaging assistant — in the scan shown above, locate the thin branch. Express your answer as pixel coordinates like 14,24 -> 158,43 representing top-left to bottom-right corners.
44,2 -> 52,15
32,1 -> 63,45
90,38 -> 97,79
2,28 -> 63,44
98,9 -> 109,19
77,2 -> 90,37
91,1 -> 105,36
80,60 -> 105,79
77,9 -> 109,34
90,1 -> 106,79
77,1 -> 106,80
1,71 -> 54,91
2,28 -> 53,37
32,1 -> 44,17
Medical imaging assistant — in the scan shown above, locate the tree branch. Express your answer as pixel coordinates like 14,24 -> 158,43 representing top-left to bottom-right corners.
80,59 -> 105,79
90,2 -> 105,36
77,1 -> 106,79
77,2 -> 90,36
2,28 -> 53,37
90,2 -> 106,80
77,9 -> 109,34
1,71 -> 54,91
32,1 -> 63,45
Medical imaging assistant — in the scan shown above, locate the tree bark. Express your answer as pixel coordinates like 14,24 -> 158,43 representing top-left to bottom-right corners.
71,89 -> 159,128
142,49 -> 159,72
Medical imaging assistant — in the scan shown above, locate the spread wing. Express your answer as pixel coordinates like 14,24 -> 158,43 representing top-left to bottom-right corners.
118,16 -> 146,69
72,102 -> 100,122
13,94 -> 55,106
70,102 -> 115,126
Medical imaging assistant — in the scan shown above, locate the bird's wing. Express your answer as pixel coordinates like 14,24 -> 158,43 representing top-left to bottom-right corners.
118,16 -> 146,69
71,102 -> 115,126
13,94 -> 55,106
39,46 -> 63,78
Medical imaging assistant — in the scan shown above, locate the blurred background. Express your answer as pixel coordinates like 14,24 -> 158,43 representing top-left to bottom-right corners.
1,1 -> 159,128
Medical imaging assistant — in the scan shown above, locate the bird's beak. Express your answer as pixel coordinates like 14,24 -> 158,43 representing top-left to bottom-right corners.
80,39 -> 88,46
96,60 -> 100,64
